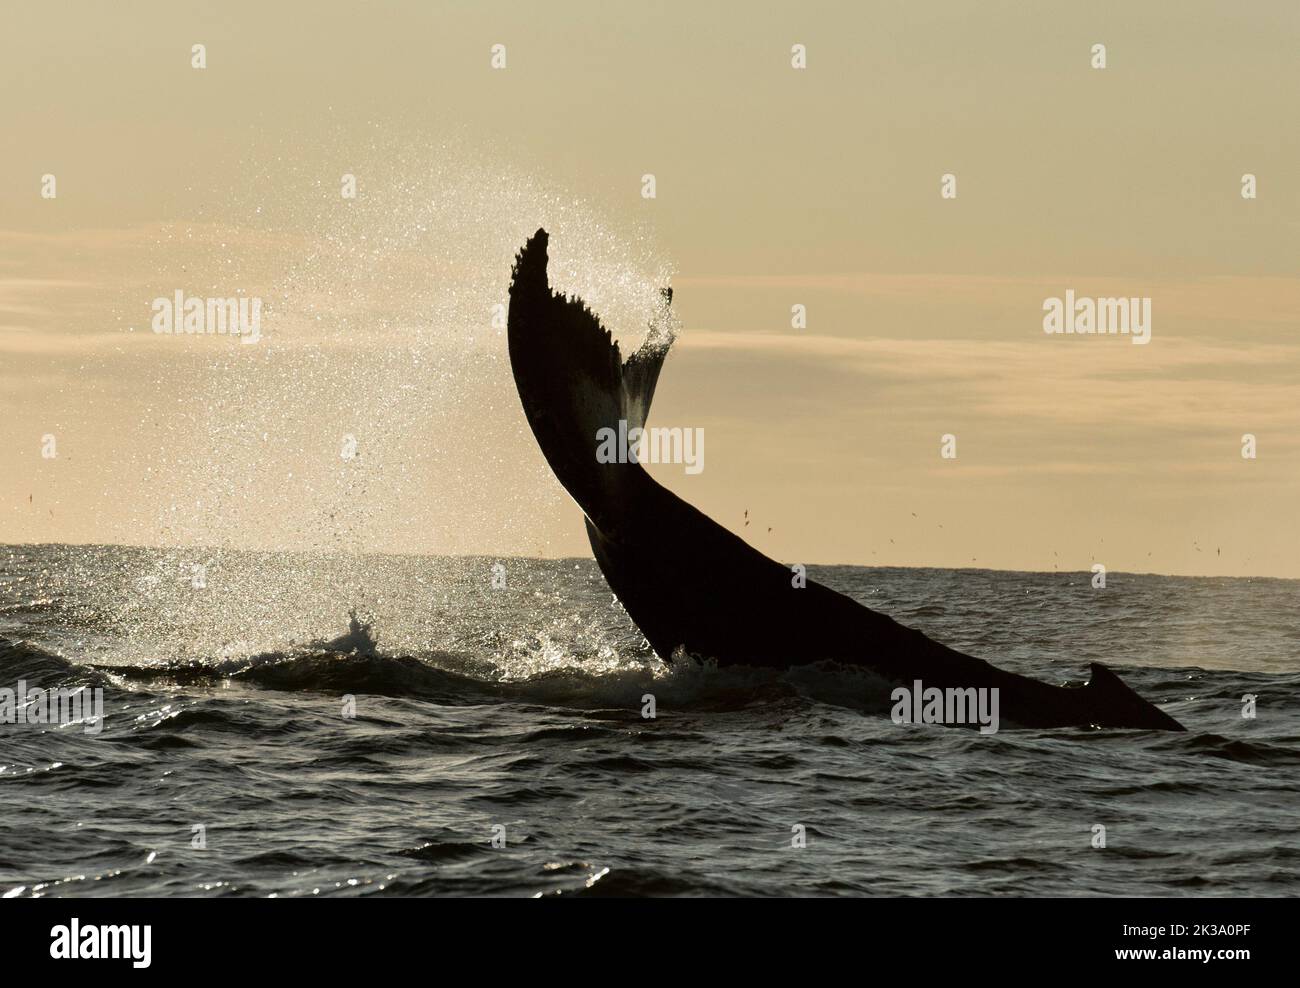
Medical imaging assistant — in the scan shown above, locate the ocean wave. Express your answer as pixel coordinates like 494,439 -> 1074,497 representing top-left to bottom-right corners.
10,631 -> 900,716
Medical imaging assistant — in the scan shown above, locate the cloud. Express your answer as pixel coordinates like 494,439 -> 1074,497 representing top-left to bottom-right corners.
678,331 -> 1300,438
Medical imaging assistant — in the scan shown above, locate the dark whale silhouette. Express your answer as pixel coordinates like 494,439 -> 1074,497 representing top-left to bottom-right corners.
507,228 -> 1184,731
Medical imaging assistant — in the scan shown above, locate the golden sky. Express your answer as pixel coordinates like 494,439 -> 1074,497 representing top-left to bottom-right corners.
2,1 -> 1298,577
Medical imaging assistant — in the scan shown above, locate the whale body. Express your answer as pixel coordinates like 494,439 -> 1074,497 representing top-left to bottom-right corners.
506,228 -> 1184,731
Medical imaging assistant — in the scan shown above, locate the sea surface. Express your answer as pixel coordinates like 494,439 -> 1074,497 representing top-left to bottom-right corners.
1,543 -> 1297,897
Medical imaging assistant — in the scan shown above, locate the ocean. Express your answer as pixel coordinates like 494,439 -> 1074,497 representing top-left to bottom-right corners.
2,543 -> 1297,897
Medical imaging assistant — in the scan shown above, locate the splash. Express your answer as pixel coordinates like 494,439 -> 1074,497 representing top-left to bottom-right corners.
98,135 -> 675,664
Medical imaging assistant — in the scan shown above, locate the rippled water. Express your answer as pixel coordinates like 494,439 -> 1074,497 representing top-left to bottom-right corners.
1,543 -> 1297,897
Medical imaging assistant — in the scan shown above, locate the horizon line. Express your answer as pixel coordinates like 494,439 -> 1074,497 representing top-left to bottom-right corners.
1,539 -> 1294,583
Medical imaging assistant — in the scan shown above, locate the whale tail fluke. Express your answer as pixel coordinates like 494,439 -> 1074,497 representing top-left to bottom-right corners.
507,228 -> 672,536
504,229 -> 1186,732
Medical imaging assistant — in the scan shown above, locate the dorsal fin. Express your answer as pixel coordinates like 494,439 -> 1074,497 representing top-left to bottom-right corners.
1085,662 -> 1185,731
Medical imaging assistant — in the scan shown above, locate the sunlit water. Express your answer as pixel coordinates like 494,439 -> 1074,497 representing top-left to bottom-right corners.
2,543 -> 1297,897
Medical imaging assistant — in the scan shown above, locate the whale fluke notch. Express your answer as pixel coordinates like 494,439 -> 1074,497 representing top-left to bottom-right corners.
506,228 -> 1185,732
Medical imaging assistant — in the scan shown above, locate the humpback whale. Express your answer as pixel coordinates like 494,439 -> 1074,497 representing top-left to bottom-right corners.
507,228 -> 1184,731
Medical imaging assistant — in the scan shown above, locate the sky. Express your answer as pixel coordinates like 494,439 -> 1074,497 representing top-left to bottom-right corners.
2,0 -> 1298,577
